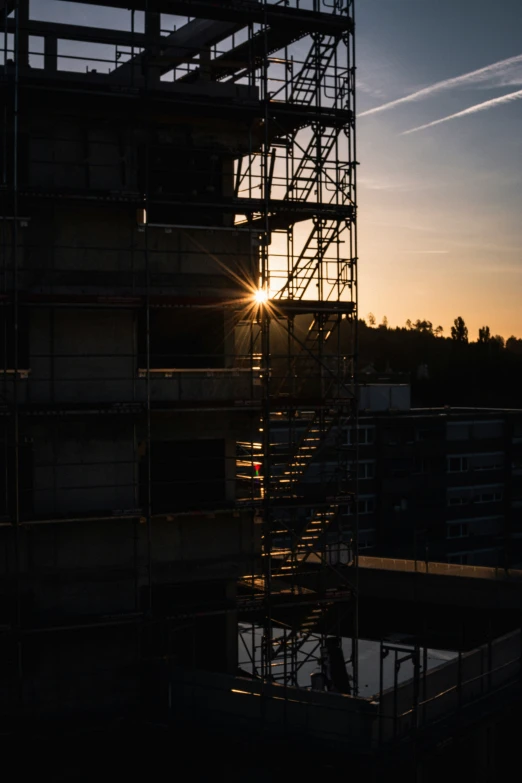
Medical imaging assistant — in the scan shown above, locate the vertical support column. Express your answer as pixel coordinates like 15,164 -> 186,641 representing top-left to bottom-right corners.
145,11 -> 161,85
260,3 -> 272,684
15,0 -> 28,69
44,36 -> 57,73
10,0 -> 26,708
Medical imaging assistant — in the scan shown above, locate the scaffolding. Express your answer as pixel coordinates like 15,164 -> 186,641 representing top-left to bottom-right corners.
0,0 -> 358,711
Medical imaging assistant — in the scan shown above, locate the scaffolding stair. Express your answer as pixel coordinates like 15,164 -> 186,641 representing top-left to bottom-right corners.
270,408 -> 338,498
297,310 -> 342,377
274,505 -> 340,573
284,126 -> 340,204
277,219 -> 343,301
288,34 -> 340,106
269,595 -> 351,687
275,307 -> 344,400
270,605 -> 325,684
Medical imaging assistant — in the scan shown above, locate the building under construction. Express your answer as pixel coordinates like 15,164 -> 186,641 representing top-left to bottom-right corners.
0,0 -> 358,712
3,3 -> 522,777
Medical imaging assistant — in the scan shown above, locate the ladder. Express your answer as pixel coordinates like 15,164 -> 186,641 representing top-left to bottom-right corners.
289,34 -> 340,106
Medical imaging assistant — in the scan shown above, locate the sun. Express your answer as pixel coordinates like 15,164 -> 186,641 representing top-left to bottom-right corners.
253,288 -> 268,305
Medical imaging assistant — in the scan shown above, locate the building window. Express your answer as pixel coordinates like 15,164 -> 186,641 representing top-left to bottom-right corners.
448,485 -> 503,507
448,494 -> 469,506
448,421 -> 503,441
358,496 -> 376,515
472,453 -> 504,472
448,456 -> 468,473
446,522 -> 469,539
358,461 -> 375,480
345,427 -> 375,446
475,490 -> 503,504
345,496 -> 376,516
413,457 -> 432,475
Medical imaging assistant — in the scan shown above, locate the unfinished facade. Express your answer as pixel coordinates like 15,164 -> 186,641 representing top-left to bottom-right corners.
0,0 -> 357,717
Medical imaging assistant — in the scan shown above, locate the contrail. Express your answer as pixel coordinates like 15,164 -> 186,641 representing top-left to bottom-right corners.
402,88 -> 522,134
359,53 -> 522,117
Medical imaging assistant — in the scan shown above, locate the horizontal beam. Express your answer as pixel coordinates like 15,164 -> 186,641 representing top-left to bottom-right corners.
110,17 -> 242,82
0,293 -> 257,308
3,17 -> 153,47
178,14 -> 308,84
272,299 -> 355,317
8,69 -> 351,132
9,187 -> 353,224
54,0 -> 353,35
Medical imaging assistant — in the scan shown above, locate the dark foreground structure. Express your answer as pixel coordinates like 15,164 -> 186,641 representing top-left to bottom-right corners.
0,2 -> 521,780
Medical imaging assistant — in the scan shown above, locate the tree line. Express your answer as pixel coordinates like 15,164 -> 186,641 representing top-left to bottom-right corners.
344,315 -> 522,408
364,313 -> 522,352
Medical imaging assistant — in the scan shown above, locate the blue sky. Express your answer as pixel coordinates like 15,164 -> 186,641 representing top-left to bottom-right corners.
25,0 -> 522,339
356,0 -> 522,337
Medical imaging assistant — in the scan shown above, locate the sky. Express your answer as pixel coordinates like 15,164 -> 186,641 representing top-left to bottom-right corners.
19,0 -> 522,340
356,0 -> 522,339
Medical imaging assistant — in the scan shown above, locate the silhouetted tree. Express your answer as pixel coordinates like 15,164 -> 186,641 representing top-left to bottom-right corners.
507,336 -> 522,355
434,325 -> 444,337
451,316 -> 468,343
414,319 -> 433,333
381,315 -> 389,329
340,312 -> 522,409
492,335 -> 505,349
367,312 -> 376,326
478,325 -> 491,343
405,319 -> 413,330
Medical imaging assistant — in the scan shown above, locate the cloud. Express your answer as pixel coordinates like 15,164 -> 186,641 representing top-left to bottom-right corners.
358,177 -> 434,192
358,53 -> 522,117
401,88 -> 522,134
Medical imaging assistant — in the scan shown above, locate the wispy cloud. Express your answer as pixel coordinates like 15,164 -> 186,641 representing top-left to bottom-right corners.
358,177 -> 438,193
401,88 -> 522,134
358,54 -> 522,117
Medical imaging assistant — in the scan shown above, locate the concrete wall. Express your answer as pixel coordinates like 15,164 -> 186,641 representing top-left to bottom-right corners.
0,510 -> 257,617
21,209 -> 256,297
30,420 -> 137,517
0,57 -> 265,713
22,414 -> 253,519
19,307 -> 258,406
